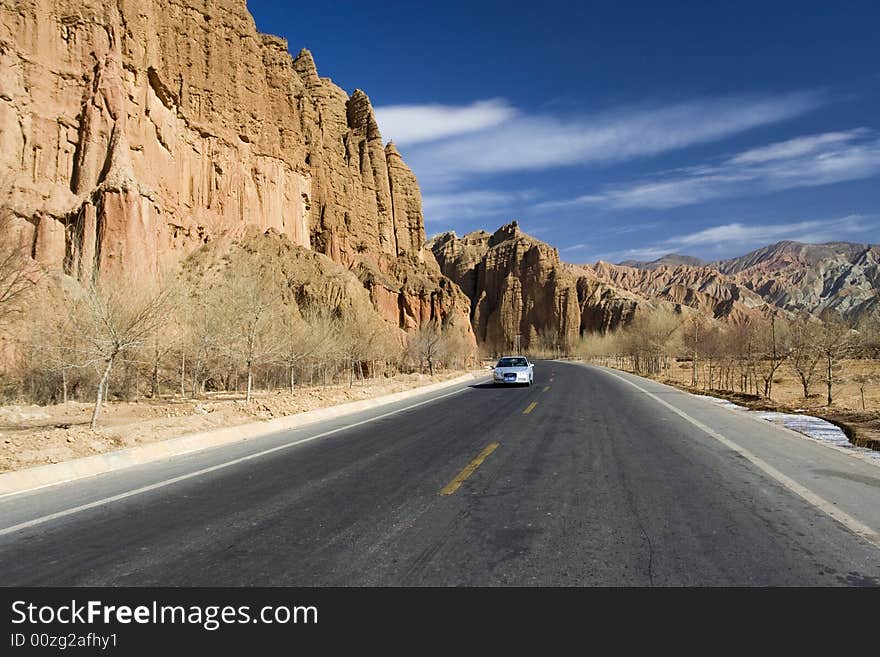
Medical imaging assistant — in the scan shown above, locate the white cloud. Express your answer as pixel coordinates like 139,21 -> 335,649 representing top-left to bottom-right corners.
728,129 -> 868,164
388,90 -> 824,182
375,99 -> 516,146
545,129 -> 880,210
590,215 -> 878,263
422,189 -> 535,224
672,218 -> 858,247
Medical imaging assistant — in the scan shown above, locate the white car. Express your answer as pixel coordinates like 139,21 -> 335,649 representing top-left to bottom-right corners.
493,356 -> 534,386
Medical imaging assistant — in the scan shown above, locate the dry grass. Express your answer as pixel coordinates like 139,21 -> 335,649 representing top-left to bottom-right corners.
660,358 -> 880,413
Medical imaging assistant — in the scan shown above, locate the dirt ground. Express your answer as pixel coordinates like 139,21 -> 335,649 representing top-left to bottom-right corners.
600,358 -> 880,452
0,370 -> 478,474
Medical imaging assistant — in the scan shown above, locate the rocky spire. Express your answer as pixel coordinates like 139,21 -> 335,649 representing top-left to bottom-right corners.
292,48 -> 320,84
346,89 -> 382,141
489,221 -> 523,247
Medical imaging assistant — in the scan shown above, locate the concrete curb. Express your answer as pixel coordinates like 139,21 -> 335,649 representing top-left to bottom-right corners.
0,372 -> 486,497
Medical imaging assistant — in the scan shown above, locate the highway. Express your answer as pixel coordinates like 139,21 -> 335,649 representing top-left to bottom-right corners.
1,361 -> 879,586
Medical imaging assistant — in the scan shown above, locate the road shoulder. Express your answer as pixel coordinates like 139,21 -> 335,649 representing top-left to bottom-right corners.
0,372 -> 487,497
574,361 -> 880,550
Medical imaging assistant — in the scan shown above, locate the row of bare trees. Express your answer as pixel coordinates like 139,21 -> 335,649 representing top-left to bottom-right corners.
579,308 -> 880,407
1,248 -> 471,427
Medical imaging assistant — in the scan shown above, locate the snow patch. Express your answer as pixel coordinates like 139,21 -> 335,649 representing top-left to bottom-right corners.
696,395 -> 880,461
693,395 -> 747,411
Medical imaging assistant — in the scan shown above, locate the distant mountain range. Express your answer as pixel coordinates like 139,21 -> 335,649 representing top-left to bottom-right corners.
619,254 -> 707,269
430,225 -> 879,350
614,240 -> 879,320
716,240 -> 879,320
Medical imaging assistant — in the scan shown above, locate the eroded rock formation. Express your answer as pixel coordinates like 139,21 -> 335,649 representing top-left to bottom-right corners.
0,0 -> 474,347
430,222 -> 643,351
718,241 -> 880,320
585,240 -> 879,323
580,261 -> 768,324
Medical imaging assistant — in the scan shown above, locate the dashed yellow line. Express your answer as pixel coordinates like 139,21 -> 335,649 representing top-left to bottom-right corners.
543,386 -> 550,392
523,401 -> 538,415
440,443 -> 500,496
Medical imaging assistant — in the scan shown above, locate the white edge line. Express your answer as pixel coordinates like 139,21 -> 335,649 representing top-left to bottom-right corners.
596,366 -> 880,550
574,360 -> 880,470
0,373 -> 484,501
0,382 -> 479,537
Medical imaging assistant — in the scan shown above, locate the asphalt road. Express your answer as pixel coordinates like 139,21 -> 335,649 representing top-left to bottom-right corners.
2,361 -> 880,586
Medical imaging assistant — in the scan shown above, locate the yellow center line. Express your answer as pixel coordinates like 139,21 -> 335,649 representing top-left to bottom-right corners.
440,442 -> 500,496
523,401 -> 538,415
543,386 -> 550,392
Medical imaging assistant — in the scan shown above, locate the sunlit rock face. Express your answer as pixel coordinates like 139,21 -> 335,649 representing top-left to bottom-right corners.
430,222 -> 643,351
0,0 -> 475,346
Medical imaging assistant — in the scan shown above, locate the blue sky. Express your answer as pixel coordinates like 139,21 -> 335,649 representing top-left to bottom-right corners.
247,0 -> 880,262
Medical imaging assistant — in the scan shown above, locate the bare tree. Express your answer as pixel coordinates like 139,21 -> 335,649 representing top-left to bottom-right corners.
74,277 -> 175,429
28,284 -> 83,403
789,314 -> 822,399
408,321 -> 445,376
215,256 -> 284,403
621,309 -> 682,377
179,286 -> 225,398
818,311 -> 856,406
310,309 -> 345,387
441,328 -> 473,370
851,373 -> 876,411
755,312 -> 789,399
277,303 -> 307,394
700,323 -> 725,389
337,312 -> 390,386
723,322 -> 758,395
682,314 -> 707,386
140,282 -> 185,399
856,310 -> 880,359
276,302 -> 338,394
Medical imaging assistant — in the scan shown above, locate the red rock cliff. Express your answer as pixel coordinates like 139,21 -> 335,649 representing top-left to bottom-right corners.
430,222 -> 641,351
0,0 -> 474,346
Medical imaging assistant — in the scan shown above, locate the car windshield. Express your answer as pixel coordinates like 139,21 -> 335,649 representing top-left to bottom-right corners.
497,358 -> 527,367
